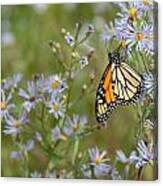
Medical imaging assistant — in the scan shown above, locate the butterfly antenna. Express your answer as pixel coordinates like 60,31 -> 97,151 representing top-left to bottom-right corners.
114,42 -> 123,53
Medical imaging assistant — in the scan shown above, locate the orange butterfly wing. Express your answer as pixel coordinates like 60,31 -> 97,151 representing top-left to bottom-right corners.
103,67 -> 116,103
95,63 -> 118,123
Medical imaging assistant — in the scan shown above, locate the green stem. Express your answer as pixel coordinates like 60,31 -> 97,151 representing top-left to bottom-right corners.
61,68 -> 73,128
78,35 -> 89,46
72,137 -> 79,165
61,40 -> 78,128
90,165 -> 96,179
23,150 -> 29,177
40,104 -> 46,132
139,52 -> 150,74
136,166 -> 143,180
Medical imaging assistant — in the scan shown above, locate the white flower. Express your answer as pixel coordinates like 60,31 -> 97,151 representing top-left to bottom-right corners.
65,32 -> 75,46
79,56 -> 89,69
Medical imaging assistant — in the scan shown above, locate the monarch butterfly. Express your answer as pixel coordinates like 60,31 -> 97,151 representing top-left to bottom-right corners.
95,47 -> 144,123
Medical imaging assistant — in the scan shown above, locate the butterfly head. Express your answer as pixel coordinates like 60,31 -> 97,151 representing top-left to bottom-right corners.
108,52 -> 121,65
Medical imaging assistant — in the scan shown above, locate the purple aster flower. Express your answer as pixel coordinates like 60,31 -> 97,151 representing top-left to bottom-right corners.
3,111 -> 28,136
19,81 -> 41,112
139,0 -> 154,11
101,21 -> 132,58
110,167 -> 122,180
1,90 -> 15,120
135,140 -> 154,169
144,119 -> 155,130
88,147 -> 111,177
114,18 -> 131,40
101,23 -> 115,43
64,114 -> 87,136
2,73 -> 23,90
10,151 -> 22,160
24,139 -> 34,151
81,164 -> 92,178
117,140 -> 154,169
116,150 -> 128,163
46,96 -> 65,119
124,23 -> 154,53
33,73 -> 47,89
116,1 -> 143,22
116,149 -> 139,165
51,126 -> 68,141
45,75 -> 67,95
128,150 -> 139,164
143,73 -> 155,98
10,139 -> 34,161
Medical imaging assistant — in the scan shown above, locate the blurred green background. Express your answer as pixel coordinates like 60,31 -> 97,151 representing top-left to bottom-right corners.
1,3 -> 153,179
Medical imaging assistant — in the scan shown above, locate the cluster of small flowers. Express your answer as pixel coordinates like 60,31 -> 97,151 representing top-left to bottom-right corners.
1,72 -> 88,153
10,139 -> 34,160
102,0 -> 154,55
80,136 -> 155,179
1,73 -> 66,124
1,22 -> 97,177
1,72 -> 91,178
116,138 -> 154,170
1,72 -> 89,133
49,23 -> 95,70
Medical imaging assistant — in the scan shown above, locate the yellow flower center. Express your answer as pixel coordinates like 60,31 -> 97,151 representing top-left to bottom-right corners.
14,120 -> 21,128
143,0 -> 151,6
128,7 -> 138,20
136,32 -> 144,41
95,156 -> 102,165
0,101 -> 7,110
121,40 -> 127,49
73,124 -> 79,132
51,80 -> 61,90
53,103 -> 60,112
